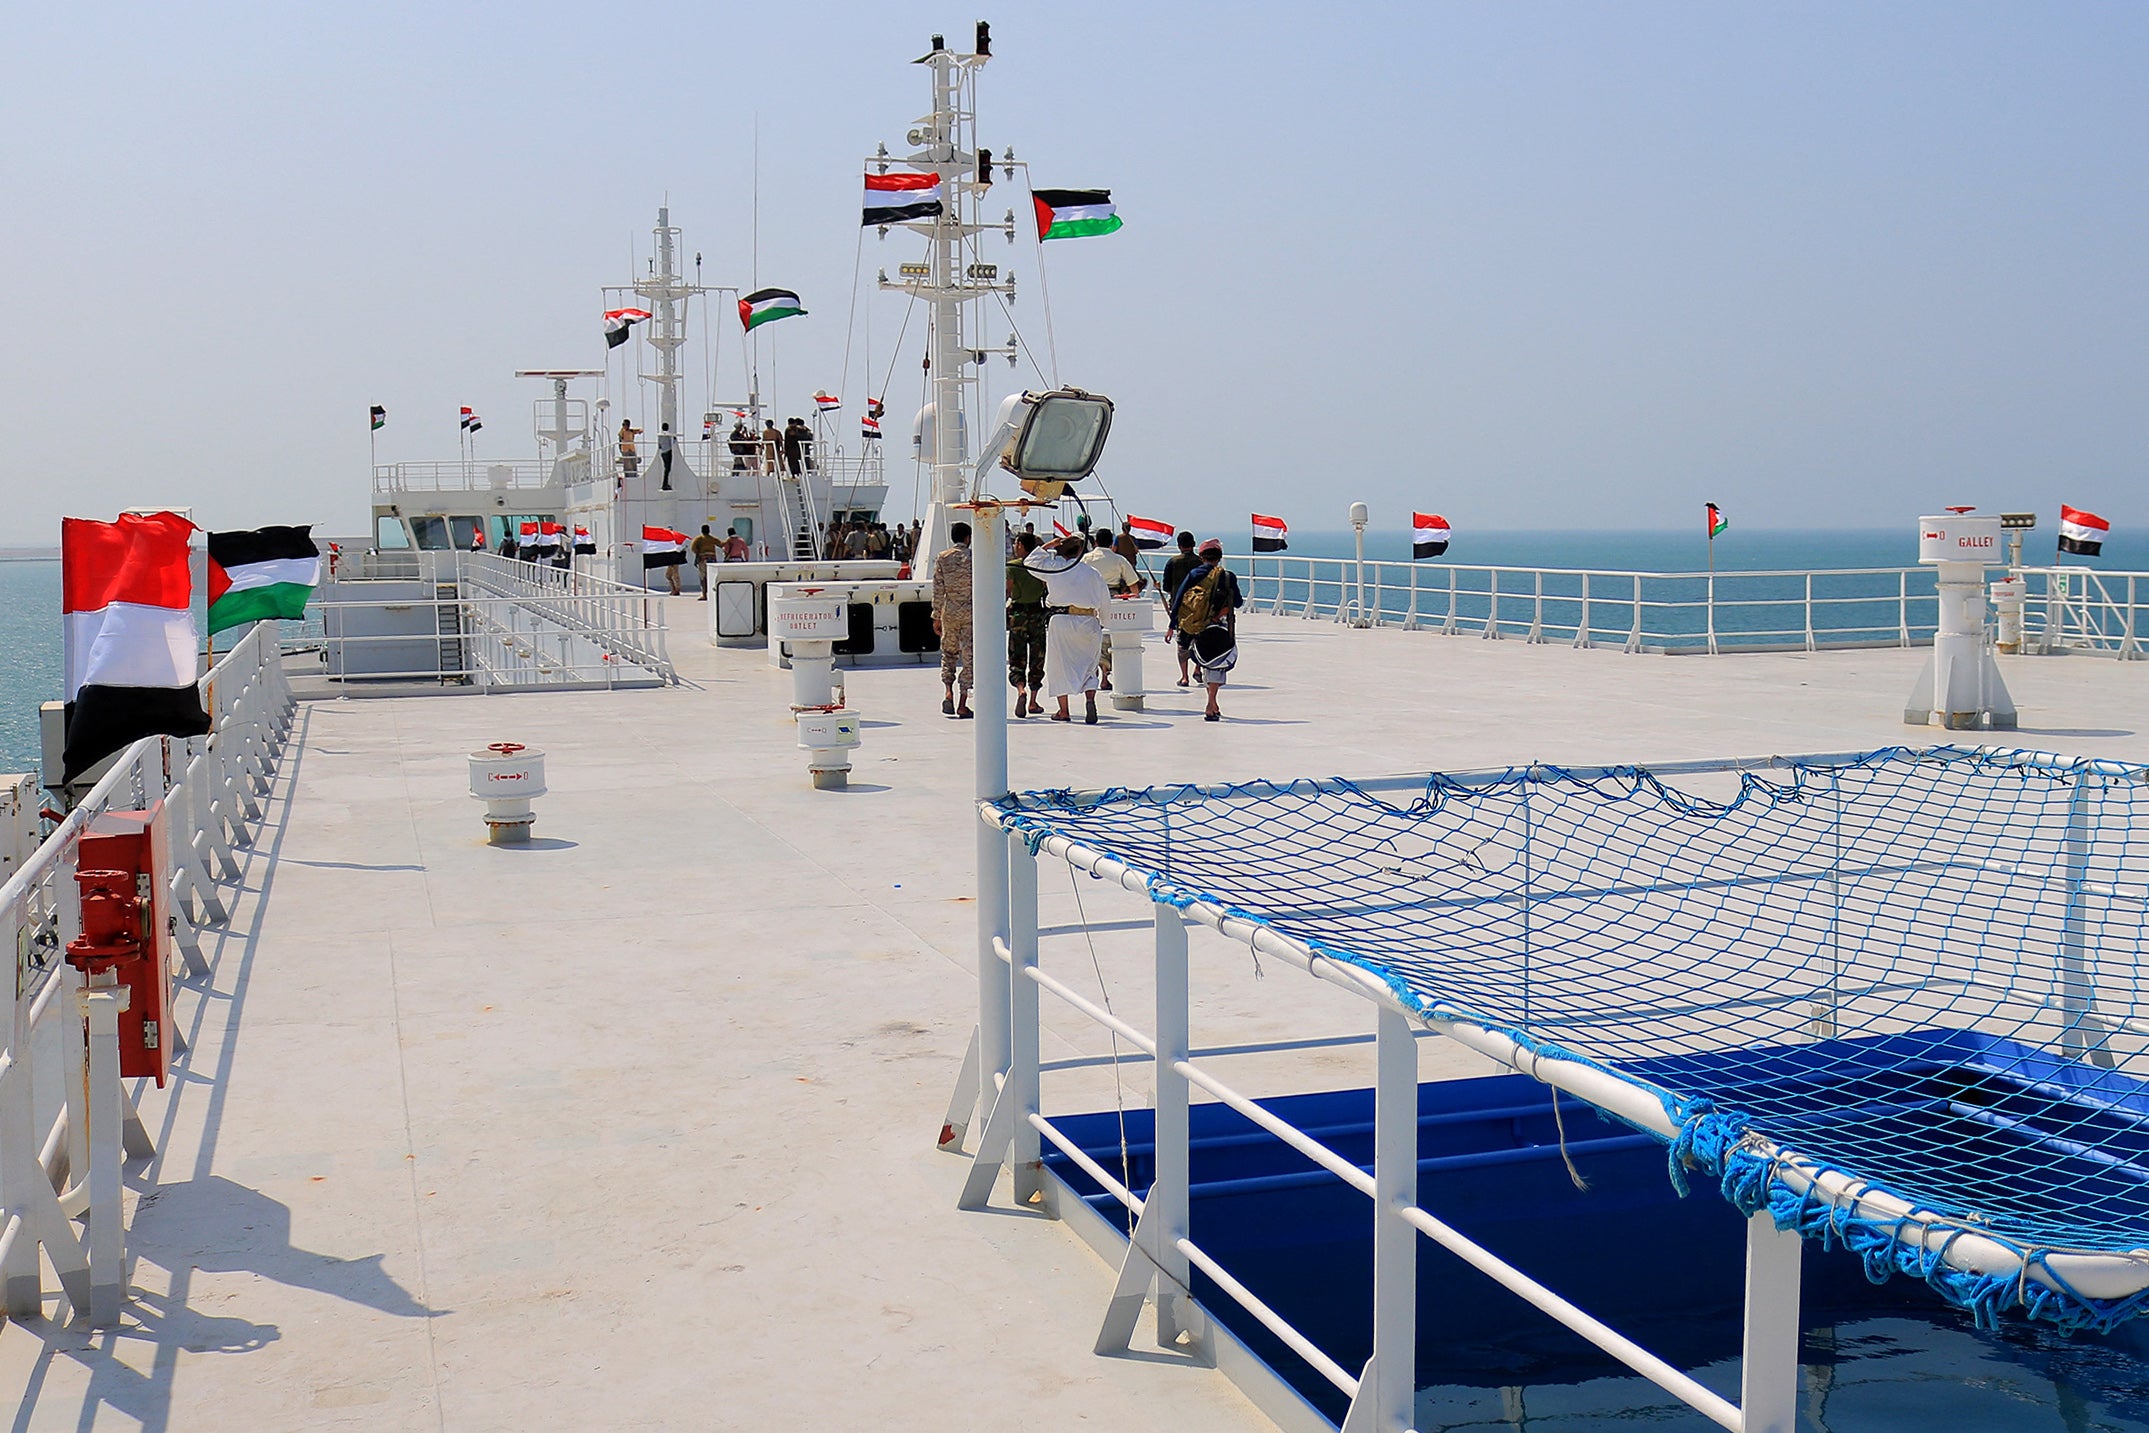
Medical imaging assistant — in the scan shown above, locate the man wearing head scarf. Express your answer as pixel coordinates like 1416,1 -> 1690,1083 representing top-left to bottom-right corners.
1169,538 -> 1244,721
1024,534 -> 1111,723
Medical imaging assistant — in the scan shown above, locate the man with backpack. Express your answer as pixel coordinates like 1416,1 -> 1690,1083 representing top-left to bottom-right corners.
1169,538 -> 1243,722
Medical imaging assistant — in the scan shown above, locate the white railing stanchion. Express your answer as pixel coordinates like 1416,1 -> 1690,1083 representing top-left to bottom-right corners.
1096,899 -> 1194,1355
1575,571 -> 1592,648
1804,573 -> 1816,652
1341,1006 -> 1420,1433
80,982 -> 127,1327
1442,567 -> 1459,636
1626,575 -> 1644,653
1741,1212 -> 1804,1433
1007,839 -> 1042,1204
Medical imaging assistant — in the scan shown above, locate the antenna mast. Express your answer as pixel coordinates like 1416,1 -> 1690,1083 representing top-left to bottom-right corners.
873,26 -> 1017,568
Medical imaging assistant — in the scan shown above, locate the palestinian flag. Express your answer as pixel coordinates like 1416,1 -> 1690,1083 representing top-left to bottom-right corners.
739,288 -> 805,331
369,404 -> 386,431
61,512 -> 210,780
604,307 -> 652,349
1707,503 -> 1728,539
1251,513 -> 1288,553
207,525 -> 320,634
2059,505 -> 2109,557
573,526 -> 596,556
814,390 -> 840,413
1032,188 -> 1122,242
642,526 -> 687,568
864,171 -> 943,226
1413,514 -> 1451,560
461,406 -> 482,434
1126,514 -> 1175,550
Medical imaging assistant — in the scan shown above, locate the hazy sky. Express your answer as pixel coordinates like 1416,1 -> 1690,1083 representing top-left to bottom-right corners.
4,2 -> 2144,543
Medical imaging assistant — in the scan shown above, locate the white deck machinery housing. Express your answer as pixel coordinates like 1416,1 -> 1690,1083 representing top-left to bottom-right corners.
1904,508 -> 2017,730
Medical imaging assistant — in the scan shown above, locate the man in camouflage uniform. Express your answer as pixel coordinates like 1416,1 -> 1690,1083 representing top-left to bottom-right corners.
931,521 -> 976,718
1006,531 -> 1048,716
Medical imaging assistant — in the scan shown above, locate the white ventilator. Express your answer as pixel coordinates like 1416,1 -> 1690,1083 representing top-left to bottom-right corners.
1903,512 -> 2016,730
1101,593 -> 1155,711
468,743 -> 547,844
768,590 -> 863,788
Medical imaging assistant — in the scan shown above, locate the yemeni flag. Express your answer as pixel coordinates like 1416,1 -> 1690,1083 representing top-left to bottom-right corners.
604,307 -> 652,349
861,414 -> 882,440
461,406 -> 482,434
573,526 -> 596,556
864,171 -> 943,226
642,526 -> 688,568
539,521 -> 567,550
1251,513 -> 1288,553
1032,188 -> 1122,242
1707,502 -> 1728,539
1126,514 -> 1175,551
61,512 -> 211,780
739,288 -> 805,332
369,404 -> 386,431
206,525 -> 320,635
814,390 -> 841,413
2058,505 -> 2109,557
1052,519 -> 1073,539
1412,514 -> 1451,560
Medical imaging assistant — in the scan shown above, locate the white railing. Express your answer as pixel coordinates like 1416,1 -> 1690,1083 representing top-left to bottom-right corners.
373,460 -> 554,493
2018,568 -> 2148,659
306,551 -> 676,688
1231,554 -> 2149,659
1231,553 -> 1937,655
949,760 -> 1872,1433
0,623 -> 294,1328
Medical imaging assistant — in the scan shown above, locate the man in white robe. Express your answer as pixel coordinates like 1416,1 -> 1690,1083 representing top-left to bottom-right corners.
1024,536 -> 1111,723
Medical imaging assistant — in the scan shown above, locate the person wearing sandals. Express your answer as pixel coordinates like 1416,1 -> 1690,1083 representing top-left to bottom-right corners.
1024,535 -> 1111,724
1160,531 -> 1202,686
1169,538 -> 1243,720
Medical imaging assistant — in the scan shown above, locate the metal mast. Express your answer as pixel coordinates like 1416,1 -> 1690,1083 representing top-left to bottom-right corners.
637,206 -> 692,446
874,29 -> 1017,569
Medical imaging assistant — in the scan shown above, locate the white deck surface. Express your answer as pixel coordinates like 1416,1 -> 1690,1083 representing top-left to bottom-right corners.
4,605 -> 2145,1430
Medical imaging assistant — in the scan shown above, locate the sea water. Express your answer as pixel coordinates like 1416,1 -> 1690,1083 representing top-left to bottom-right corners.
0,560 -> 61,780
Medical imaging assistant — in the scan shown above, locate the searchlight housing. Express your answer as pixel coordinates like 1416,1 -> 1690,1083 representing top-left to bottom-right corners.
972,387 -> 1115,502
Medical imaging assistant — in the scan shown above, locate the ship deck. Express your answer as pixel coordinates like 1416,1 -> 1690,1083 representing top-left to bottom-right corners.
5,606 -> 2145,1430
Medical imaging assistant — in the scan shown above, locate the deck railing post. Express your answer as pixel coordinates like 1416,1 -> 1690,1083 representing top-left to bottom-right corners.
1406,562 -> 1418,630
1804,572 -> 1816,652
79,982 -> 127,1327
1008,836 -> 1042,1203
1740,1211 -> 1803,1433
1574,571 -> 1592,648
1899,570 -> 1911,648
1,946 -> 43,1315
1342,1005 -> 1420,1433
1441,568 -> 1459,636
1528,570 -> 1546,643
1151,898 -> 1192,1341
1626,574 -> 1644,653
1482,569 -> 1502,640
2059,779 -> 2104,1063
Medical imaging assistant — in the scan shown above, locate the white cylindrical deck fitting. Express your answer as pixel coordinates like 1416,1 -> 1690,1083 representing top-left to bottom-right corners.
795,710 -> 862,789
1100,595 -> 1156,711
468,744 -> 547,844
1992,577 -> 2026,653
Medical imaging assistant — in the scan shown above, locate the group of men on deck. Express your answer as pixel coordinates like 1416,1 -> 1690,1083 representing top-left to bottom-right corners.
930,520 -> 1241,724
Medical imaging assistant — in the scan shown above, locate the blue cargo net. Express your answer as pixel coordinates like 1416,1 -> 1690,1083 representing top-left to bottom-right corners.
991,746 -> 2149,1333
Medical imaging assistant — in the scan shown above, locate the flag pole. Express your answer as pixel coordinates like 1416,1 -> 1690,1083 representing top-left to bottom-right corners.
1706,507 -> 1718,655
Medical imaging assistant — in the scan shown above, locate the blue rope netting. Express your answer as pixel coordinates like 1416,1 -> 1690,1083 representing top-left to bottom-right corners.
993,745 -> 2149,1333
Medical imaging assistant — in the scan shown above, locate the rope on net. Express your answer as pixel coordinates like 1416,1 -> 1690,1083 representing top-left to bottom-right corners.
992,745 -> 2149,1333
